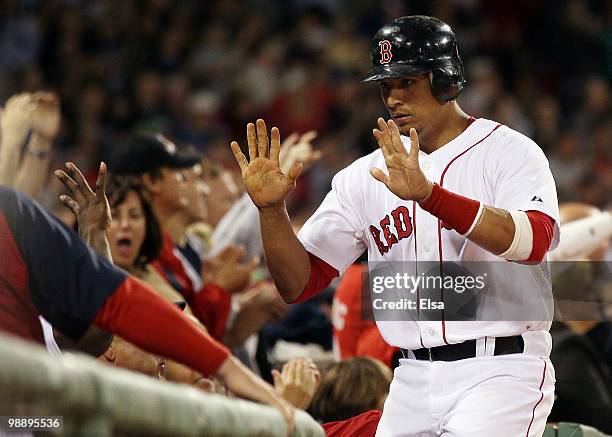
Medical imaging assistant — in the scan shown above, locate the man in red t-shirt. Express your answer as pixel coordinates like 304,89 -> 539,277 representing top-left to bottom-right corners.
332,262 -> 397,367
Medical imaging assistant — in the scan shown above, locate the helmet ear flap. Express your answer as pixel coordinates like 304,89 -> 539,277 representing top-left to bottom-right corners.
430,66 -> 465,103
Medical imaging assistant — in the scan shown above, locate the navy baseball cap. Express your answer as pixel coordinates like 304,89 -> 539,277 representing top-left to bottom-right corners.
110,133 -> 202,175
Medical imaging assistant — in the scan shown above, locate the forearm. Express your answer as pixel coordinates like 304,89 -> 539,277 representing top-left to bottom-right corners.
93,277 -> 230,377
259,203 -> 310,302
421,184 -> 554,262
13,133 -> 53,199
468,207 -> 555,262
465,206 -> 514,255
217,355 -> 284,406
420,183 -> 514,255
80,228 -> 113,262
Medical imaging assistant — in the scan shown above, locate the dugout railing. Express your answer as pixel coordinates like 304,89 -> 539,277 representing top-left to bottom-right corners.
0,332 -> 324,436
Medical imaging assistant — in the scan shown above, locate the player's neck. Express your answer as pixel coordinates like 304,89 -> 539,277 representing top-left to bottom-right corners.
419,105 -> 472,154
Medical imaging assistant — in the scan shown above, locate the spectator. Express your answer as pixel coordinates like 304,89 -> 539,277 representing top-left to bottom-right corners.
0,186 -> 295,430
0,91 -> 60,199
109,133 -> 246,339
110,133 -> 291,354
549,202 -> 612,433
272,357 -> 321,409
332,257 -> 398,368
548,131 -> 588,201
308,357 -> 392,423
272,356 -> 386,436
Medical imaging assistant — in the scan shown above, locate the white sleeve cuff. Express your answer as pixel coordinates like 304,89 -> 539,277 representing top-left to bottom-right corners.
499,210 -> 533,261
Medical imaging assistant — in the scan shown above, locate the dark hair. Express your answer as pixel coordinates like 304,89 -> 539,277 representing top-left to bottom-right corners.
106,176 -> 162,270
308,357 -> 392,423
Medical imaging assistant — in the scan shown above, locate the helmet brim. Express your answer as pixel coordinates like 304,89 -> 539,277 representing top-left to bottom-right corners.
362,63 -> 429,83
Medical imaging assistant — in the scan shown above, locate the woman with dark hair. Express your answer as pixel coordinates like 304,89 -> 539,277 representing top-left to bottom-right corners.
106,176 -> 161,271
103,176 -> 202,314
58,168 -> 204,382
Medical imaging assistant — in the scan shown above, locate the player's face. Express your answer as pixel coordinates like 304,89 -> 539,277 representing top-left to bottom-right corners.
379,74 -> 441,136
108,190 -> 147,269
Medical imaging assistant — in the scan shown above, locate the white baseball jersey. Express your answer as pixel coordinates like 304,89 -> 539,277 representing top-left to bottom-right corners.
298,118 -> 560,350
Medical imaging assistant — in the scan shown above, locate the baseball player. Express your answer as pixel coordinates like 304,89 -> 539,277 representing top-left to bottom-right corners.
232,15 -> 560,436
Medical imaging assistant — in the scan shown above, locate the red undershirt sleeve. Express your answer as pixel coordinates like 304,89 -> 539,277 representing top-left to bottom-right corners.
93,276 -> 230,377
525,210 -> 555,262
290,252 -> 339,304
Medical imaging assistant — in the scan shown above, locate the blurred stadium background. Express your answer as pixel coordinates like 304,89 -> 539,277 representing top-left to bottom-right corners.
0,0 -> 610,436
0,0 -> 609,215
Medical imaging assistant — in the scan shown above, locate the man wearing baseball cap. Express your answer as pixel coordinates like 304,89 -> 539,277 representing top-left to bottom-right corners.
110,133 -> 203,175
110,133 -> 246,341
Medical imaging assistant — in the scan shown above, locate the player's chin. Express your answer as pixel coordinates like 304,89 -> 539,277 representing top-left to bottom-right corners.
396,123 -> 416,135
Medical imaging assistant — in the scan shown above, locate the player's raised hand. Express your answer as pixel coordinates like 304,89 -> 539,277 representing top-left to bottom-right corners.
231,119 -> 303,209
370,118 -> 433,203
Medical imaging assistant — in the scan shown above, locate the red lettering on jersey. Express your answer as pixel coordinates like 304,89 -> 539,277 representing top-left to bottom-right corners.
391,206 -> 413,239
379,40 -> 392,64
369,225 -> 389,255
370,207 -> 414,256
380,215 -> 398,247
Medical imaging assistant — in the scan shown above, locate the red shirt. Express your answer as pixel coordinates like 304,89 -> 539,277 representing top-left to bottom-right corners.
152,233 -> 231,340
323,410 -> 382,437
333,264 -> 397,366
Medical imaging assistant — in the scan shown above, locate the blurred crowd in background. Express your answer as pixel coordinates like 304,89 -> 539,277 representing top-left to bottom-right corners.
0,0 -> 610,216
0,0 -> 611,435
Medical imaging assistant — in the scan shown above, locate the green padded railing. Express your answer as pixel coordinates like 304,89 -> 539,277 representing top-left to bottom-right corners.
544,422 -> 610,437
0,332 -> 324,436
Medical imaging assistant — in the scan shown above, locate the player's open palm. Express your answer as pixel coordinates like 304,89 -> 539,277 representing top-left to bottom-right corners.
231,119 -> 303,209
370,118 -> 433,203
